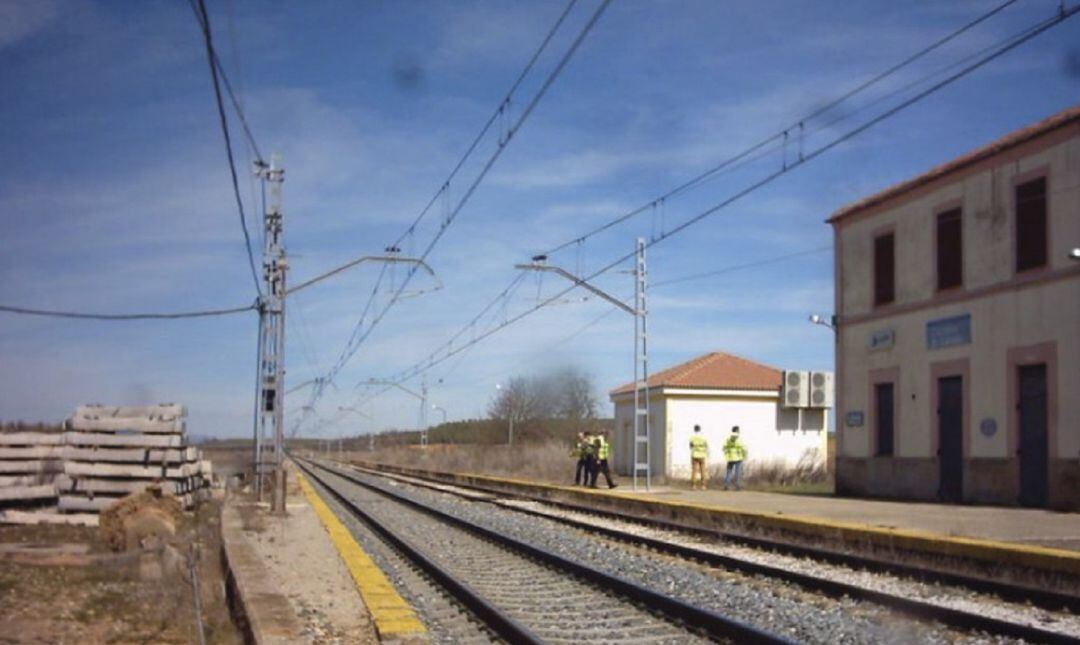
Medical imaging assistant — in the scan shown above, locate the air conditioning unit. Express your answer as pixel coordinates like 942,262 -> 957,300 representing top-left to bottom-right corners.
809,371 -> 834,408
781,371 -> 809,408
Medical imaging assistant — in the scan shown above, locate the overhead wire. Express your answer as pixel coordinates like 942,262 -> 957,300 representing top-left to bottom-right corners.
192,0 -> 263,298
314,0 -> 612,395
538,0 -> 1023,257
0,303 -> 256,320
317,0 -> 584,387
386,0 -> 582,252
352,2 -> 1078,400
353,0 -> 1029,397
371,0 -> 1027,382
651,246 -> 832,288
187,0 -> 264,163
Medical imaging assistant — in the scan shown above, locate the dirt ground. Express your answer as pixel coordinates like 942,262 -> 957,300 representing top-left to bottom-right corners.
0,501 -> 242,645
236,463 -> 377,644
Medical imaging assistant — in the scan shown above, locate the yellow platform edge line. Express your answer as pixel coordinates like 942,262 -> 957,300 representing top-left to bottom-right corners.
295,471 -> 427,637
363,461 -> 1080,576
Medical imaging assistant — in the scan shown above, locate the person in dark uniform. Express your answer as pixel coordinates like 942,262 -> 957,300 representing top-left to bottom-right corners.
580,431 -> 596,487
572,432 -> 589,485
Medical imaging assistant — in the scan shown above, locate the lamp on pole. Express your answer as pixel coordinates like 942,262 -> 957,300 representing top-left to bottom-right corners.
431,405 -> 447,424
808,313 -> 837,331
1069,248 -> 1080,261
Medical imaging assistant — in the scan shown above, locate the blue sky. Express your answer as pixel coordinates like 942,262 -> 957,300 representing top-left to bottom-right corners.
1,0 -> 1077,439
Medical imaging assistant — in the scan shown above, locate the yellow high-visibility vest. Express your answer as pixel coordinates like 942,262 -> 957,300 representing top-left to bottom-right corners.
689,434 -> 708,460
723,435 -> 747,462
597,436 -> 611,460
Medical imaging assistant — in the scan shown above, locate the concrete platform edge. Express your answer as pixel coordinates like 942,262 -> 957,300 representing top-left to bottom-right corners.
220,499 -> 306,645
295,470 -> 427,640
360,461 -> 1080,578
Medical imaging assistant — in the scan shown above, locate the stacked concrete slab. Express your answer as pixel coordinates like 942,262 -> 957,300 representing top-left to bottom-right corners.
0,404 -> 211,525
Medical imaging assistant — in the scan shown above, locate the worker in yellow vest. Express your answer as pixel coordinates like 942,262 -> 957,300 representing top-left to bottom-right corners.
723,426 -> 748,491
591,430 -> 617,489
579,431 -> 596,487
572,432 -> 589,486
689,424 -> 709,490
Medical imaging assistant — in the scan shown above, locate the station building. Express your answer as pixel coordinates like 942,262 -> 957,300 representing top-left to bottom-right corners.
830,105 -> 1080,509
609,352 -> 828,479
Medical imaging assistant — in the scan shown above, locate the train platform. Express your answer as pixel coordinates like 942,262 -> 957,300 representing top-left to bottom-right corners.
606,485 -> 1080,551
221,462 -> 398,644
359,461 -> 1080,582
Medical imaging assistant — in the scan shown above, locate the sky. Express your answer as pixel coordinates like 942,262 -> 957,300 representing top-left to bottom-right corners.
1,0 -> 1077,440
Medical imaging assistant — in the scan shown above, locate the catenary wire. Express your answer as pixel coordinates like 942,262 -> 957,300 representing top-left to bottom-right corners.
193,0 -> 263,298
352,3 -> 1078,400
0,303 -> 256,320
321,0 -> 582,384
386,0 -> 581,252
538,0 -> 1023,257
351,0 -> 1032,398
652,246 -> 832,288
187,0 -> 264,163
316,0 -> 612,393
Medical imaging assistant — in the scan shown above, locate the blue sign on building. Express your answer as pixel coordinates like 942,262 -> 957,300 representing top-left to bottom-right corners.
926,314 -> 971,350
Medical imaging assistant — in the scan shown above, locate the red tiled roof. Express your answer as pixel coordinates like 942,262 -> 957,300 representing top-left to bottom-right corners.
610,352 -> 782,396
828,104 -> 1080,224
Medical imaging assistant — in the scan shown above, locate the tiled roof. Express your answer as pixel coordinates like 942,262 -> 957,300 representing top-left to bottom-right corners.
610,352 -> 782,396
828,104 -> 1080,224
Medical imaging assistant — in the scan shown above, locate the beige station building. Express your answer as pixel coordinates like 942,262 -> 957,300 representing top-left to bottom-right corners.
830,105 -> 1080,510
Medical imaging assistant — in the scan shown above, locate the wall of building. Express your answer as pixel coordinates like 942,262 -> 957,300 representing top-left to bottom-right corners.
834,128 -> 1080,509
614,389 -> 827,478
612,393 -> 667,479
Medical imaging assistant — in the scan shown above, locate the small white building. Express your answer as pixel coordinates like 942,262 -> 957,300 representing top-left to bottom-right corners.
609,352 -> 828,479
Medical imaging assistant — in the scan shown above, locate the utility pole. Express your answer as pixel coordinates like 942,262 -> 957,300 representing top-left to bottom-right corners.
420,375 -> 429,448
632,238 -> 650,491
514,238 -> 651,489
254,153 -> 287,513
495,383 -> 515,446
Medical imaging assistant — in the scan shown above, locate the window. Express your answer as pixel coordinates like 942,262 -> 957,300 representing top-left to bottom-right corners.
777,407 -> 799,431
874,232 -> 895,306
1015,176 -> 1047,272
936,208 -> 962,290
874,382 -> 894,457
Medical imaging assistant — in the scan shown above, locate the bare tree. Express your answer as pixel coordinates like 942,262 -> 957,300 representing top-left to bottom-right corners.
488,367 -> 597,423
553,366 -> 597,421
488,376 -> 540,424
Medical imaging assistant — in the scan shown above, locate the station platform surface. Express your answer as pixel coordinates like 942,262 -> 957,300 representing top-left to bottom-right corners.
604,485 -> 1080,551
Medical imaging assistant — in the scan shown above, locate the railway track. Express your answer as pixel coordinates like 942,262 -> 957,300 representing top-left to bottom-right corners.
295,456 -> 788,644
315,458 -> 1080,645
357,462 -> 1080,613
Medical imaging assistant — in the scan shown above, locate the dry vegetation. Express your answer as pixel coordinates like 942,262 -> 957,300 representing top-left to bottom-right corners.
0,500 -> 241,644
355,439 -> 833,493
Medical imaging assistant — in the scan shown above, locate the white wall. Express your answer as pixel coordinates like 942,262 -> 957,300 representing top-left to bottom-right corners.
612,393 -> 667,477
667,395 -> 825,476
613,388 -> 827,478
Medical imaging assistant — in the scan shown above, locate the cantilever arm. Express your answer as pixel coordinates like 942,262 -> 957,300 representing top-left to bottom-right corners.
356,378 -> 423,400
286,255 -> 441,296
514,263 -> 636,316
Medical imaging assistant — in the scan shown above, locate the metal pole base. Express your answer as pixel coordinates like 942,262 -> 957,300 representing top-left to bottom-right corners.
271,468 -> 286,515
